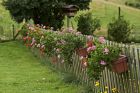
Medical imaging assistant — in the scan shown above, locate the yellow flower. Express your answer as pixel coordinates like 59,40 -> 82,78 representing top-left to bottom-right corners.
104,91 -> 108,93
105,86 -> 108,90
112,88 -> 117,93
95,81 -> 100,87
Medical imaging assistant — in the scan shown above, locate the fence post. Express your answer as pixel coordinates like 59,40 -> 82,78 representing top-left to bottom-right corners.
12,24 -> 15,40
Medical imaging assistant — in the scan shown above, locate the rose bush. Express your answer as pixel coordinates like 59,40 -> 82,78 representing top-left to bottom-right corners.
86,37 -> 121,80
20,23 -> 121,80
20,23 -> 86,64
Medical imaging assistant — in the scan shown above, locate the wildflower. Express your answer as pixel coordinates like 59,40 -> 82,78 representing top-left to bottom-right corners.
27,36 -> 31,40
105,86 -> 108,90
112,88 -> 118,93
87,41 -> 93,47
50,27 -> 54,31
75,32 -> 82,35
43,26 -> 46,29
83,62 -> 87,66
41,45 -> 45,49
80,56 -> 84,60
87,35 -> 93,41
100,60 -> 107,65
29,26 -> 35,31
31,38 -> 36,46
57,55 -> 61,59
40,45 -> 45,56
95,81 -> 100,87
87,47 -> 91,52
103,48 -> 109,54
23,36 -> 27,41
56,48 -> 60,52
87,45 -> 96,52
90,45 -> 96,51
61,60 -> 65,63
37,44 -> 41,48
99,36 -> 105,44
41,35 -> 45,39
104,91 -> 108,93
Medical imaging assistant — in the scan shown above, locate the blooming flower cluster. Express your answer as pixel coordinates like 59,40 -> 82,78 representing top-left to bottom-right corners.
20,23 -> 85,64
95,81 -> 119,93
20,23 -> 120,81
84,36 -> 120,80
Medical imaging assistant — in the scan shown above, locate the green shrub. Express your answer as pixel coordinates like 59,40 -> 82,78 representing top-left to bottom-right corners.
125,1 -> 140,9
108,17 -> 132,43
77,12 -> 100,35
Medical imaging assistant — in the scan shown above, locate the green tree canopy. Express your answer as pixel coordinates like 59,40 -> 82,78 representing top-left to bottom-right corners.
3,0 -> 91,30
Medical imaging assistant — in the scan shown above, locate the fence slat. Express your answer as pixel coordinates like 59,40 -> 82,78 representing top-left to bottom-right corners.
30,35 -> 140,93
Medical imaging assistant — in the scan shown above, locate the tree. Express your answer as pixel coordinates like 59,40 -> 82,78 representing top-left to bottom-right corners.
108,17 -> 132,43
77,12 -> 100,35
3,0 -> 91,30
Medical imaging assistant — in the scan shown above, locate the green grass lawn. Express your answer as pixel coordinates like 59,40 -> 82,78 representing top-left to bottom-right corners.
0,41 -> 84,93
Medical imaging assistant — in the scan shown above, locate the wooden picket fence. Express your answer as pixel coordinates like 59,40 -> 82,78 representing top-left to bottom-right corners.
30,36 -> 140,93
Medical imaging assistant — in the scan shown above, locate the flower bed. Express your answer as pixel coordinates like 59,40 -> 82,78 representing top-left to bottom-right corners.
20,24 -> 86,64
20,23 -> 128,81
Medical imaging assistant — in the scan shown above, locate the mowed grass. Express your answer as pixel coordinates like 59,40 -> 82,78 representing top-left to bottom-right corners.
0,41 -> 83,93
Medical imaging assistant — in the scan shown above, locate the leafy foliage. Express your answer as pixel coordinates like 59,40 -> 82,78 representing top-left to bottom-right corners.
87,38 -> 120,80
77,12 -> 100,35
20,23 -> 86,64
108,17 -> 132,42
3,0 -> 91,30
57,33 -> 85,64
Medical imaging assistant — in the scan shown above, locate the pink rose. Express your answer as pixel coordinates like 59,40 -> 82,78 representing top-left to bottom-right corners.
99,37 -> 105,44
87,45 -> 96,52
83,62 -> 88,67
41,45 -> 45,49
87,35 -> 93,41
31,38 -> 36,46
91,46 -> 96,51
103,48 -> 109,54
100,60 -> 106,65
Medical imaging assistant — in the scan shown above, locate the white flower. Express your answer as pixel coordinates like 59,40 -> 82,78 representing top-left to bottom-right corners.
80,56 -> 84,60
57,55 -> 61,59
37,44 -> 41,48
61,60 -> 65,63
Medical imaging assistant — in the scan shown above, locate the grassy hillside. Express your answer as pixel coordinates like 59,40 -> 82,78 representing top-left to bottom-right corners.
105,0 -> 140,5
0,0 -> 19,39
70,0 -> 140,41
106,0 -> 126,4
